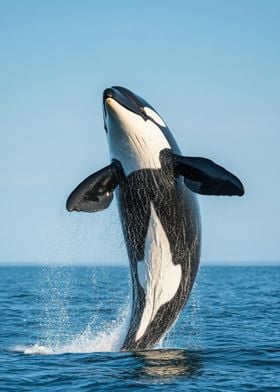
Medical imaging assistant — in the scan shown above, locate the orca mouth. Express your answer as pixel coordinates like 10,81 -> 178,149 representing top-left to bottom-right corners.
103,86 -> 151,120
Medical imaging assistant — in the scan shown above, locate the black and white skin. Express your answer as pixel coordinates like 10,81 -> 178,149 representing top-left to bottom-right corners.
66,86 -> 244,351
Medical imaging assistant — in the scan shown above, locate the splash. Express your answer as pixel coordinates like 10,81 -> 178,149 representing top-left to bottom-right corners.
14,308 -> 130,355
12,260 -> 132,355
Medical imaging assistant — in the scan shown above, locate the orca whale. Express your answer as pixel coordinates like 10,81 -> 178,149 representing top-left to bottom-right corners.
66,86 -> 244,351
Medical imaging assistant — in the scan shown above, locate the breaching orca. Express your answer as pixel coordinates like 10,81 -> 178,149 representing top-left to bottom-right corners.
66,86 -> 244,351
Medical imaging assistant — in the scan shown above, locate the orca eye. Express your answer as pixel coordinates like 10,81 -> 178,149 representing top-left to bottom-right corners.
139,107 -> 148,120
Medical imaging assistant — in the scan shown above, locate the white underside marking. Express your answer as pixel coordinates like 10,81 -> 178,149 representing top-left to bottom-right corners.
136,204 -> 182,341
106,99 -> 170,175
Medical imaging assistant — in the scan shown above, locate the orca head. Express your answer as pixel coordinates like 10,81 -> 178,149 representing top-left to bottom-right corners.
103,86 -> 174,175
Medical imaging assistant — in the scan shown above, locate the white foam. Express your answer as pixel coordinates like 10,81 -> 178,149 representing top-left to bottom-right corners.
13,308 -> 130,355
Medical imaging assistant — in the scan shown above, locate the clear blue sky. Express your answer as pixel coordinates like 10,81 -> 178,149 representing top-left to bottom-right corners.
0,0 -> 279,265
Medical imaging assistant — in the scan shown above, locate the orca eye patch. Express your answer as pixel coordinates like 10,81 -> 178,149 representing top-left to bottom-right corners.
144,107 -> 166,127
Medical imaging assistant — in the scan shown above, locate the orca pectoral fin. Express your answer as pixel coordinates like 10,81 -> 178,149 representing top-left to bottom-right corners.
173,154 -> 244,196
66,161 -> 122,212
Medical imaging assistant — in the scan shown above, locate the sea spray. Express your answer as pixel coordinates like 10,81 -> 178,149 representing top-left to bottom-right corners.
18,304 -> 130,354
26,201 -> 131,354
27,265 -> 131,354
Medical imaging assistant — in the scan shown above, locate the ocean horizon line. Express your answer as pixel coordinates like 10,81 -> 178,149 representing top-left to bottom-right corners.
0,261 -> 279,267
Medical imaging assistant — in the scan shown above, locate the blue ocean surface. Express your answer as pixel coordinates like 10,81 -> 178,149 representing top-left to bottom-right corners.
0,265 -> 279,391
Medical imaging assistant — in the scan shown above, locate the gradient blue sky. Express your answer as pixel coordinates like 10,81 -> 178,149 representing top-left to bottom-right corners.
0,0 -> 279,265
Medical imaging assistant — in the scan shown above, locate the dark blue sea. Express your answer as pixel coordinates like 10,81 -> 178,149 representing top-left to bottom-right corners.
0,266 -> 279,391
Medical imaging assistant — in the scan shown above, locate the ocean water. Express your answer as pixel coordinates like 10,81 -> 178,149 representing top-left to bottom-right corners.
0,265 -> 279,391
